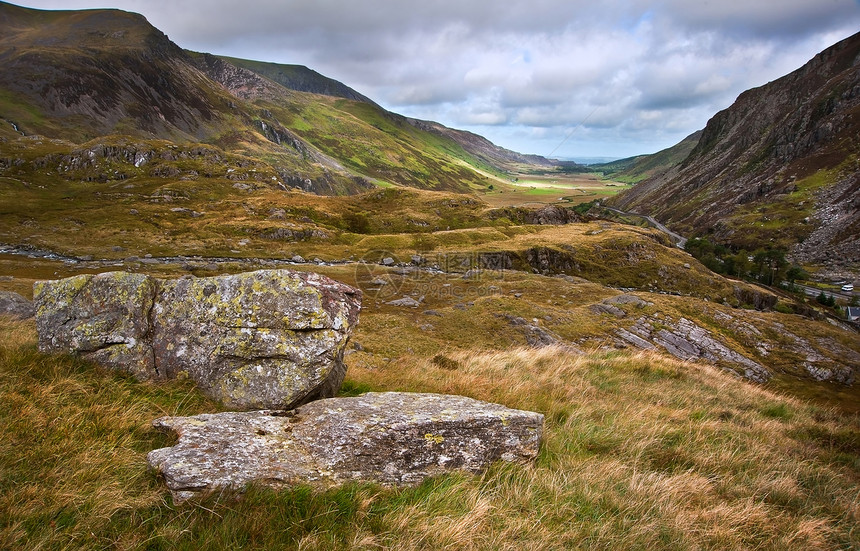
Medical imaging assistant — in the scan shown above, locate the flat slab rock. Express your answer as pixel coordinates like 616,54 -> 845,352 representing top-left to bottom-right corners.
617,315 -> 771,383
147,392 -> 544,502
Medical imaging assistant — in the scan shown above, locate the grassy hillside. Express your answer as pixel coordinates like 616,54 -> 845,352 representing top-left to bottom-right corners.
1,315 -> 858,549
593,131 -> 702,184
2,127 -> 857,406
257,95 -> 491,191
0,136 -> 746,300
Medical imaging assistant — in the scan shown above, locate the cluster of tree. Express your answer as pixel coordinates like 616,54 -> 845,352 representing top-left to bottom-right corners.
816,291 -> 838,308
684,237 -> 807,287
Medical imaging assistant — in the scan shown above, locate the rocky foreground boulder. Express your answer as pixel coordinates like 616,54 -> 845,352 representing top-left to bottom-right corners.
0,290 -> 35,320
34,270 -> 361,409
147,392 -> 544,502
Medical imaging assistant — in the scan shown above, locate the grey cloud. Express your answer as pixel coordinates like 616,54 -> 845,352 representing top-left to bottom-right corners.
386,84 -> 469,106
649,0 -> 860,39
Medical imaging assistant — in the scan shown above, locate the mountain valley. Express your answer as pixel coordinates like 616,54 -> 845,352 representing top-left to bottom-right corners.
0,2 -> 858,549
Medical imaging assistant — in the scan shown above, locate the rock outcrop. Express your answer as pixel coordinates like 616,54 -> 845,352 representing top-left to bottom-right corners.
0,290 -> 35,320
591,293 -> 653,317
616,314 -> 772,383
34,270 -> 361,409
488,204 -> 582,226
502,314 -> 561,348
147,392 -> 544,502
732,286 -> 778,311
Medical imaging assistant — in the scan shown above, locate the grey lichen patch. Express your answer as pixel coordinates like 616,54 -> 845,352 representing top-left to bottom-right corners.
148,392 -> 544,501
34,271 -> 158,378
35,269 -> 361,409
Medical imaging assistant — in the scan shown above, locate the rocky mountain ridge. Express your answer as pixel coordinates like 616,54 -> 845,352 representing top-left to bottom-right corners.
216,54 -> 379,106
0,2 -> 225,141
0,1 -> 555,195
610,31 -> 860,273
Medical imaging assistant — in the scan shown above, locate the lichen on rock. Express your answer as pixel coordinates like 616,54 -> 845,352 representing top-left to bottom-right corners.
34,269 -> 361,409
147,392 -> 544,502
34,271 -> 157,380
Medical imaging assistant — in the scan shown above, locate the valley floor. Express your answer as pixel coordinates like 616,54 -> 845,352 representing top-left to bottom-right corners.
477,170 -> 630,208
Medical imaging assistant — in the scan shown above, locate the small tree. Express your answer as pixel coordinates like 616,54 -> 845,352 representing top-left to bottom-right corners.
786,264 -> 808,283
753,248 -> 788,286
732,250 -> 752,279
785,264 -> 808,292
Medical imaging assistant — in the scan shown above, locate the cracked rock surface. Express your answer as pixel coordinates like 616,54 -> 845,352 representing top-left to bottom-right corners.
147,392 -> 544,502
617,315 -> 772,383
34,269 -> 361,409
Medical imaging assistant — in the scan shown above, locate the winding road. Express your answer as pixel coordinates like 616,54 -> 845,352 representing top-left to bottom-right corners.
795,283 -> 857,301
598,205 -> 688,248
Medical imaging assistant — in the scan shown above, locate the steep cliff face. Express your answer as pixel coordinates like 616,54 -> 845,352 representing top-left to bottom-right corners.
611,31 -> 860,268
188,52 -> 286,102
215,55 -> 379,106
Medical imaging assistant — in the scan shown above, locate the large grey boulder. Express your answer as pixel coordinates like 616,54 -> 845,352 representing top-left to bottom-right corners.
0,290 -> 35,320
151,271 -> 360,409
34,270 -> 361,409
147,392 -> 544,502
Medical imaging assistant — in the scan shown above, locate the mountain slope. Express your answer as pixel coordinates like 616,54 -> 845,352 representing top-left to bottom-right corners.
610,32 -> 860,269
406,118 -> 558,172
594,130 -> 702,184
215,54 -> 379,106
198,56 -> 559,175
0,2 -> 227,141
0,2 -> 552,195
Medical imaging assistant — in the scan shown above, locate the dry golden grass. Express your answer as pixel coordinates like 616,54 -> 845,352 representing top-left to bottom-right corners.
341,346 -> 860,550
1,314 -> 858,549
0,317 -> 218,549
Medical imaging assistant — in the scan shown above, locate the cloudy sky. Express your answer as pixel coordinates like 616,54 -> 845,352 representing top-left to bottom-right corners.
17,0 -> 860,160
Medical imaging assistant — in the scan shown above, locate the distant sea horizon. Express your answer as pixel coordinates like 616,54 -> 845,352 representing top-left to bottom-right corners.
551,156 -> 624,165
